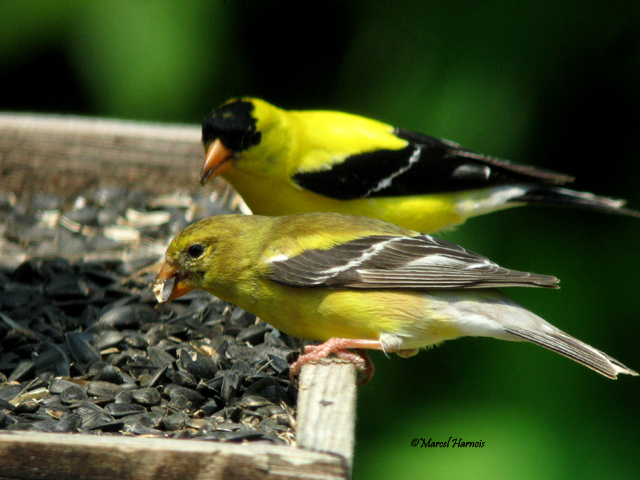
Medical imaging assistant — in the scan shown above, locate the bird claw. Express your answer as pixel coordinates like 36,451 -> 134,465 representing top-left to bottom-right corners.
289,338 -> 378,385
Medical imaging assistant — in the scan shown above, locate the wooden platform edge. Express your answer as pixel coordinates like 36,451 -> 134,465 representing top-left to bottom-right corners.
0,112 -> 221,199
0,430 -> 348,480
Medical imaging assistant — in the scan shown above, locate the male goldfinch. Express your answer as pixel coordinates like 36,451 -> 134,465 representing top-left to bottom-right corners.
153,212 -> 637,384
199,98 -> 639,233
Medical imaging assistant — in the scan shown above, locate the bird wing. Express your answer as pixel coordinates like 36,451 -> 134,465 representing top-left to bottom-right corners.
266,234 -> 559,289
292,128 -> 575,200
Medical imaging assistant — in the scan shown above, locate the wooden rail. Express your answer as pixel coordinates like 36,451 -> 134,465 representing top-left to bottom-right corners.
0,113 -> 213,199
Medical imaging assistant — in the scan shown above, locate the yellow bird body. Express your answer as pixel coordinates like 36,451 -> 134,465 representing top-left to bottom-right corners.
225,179 -> 465,236
200,99 -> 638,233
153,213 -> 636,379
228,272 -> 468,350
193,213 -> 457,346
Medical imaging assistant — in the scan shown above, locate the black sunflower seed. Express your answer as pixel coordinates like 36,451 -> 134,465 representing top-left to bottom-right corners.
104,402 -> 147,418
86,381 -> 122,399
8,360 -> 36,383
60,385 -> 88,404
54,413 -> 83,433
66,332 -> 101,369
92,365 -> 124,384
131,388 -> 161,407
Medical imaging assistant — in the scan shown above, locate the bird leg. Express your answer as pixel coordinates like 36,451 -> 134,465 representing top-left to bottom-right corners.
289,338 -> 383,385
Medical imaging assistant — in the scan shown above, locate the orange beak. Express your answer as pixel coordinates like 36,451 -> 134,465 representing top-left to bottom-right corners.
199,139 -> 235,184
152,261 -> 194,303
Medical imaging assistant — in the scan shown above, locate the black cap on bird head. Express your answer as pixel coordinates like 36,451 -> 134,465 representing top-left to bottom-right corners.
202,99 -> 262,153
200,99 -> 263,184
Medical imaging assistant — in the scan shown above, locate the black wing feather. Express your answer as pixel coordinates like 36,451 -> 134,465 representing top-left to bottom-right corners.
268,234 -> 559,290
292,128 -> 574,200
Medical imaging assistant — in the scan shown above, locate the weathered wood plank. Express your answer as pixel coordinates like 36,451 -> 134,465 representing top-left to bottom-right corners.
0,431 -> 349,480
297,359 -> 357,472
0,113 -> 222,200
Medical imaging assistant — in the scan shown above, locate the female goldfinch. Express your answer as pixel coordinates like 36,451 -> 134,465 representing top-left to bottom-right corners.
199,98 -> 639,233
153,212 -> 637,383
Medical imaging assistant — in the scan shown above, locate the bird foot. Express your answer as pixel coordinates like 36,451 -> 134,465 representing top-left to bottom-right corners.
289,337 -> 381,385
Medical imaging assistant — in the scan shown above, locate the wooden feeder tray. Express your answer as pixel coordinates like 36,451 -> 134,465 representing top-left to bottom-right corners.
0,114 -> 357,480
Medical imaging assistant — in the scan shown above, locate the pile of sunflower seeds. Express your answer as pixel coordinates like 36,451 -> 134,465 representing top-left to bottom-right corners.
0,184 -> 247,268
0,186 -> 300,444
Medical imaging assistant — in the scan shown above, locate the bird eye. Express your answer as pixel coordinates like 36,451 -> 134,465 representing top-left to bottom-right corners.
187,244 -> 205,258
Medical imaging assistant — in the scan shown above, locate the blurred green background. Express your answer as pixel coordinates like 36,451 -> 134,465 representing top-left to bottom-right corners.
2,1 -> 639,478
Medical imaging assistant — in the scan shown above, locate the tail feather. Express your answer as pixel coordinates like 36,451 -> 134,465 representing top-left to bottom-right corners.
510,187 -> 640,217
505,324 -> 638,379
